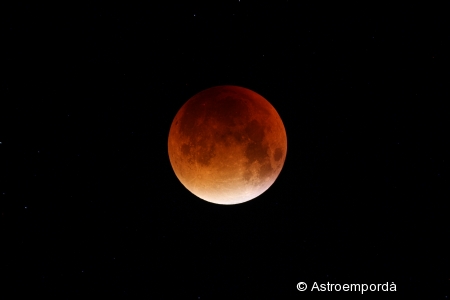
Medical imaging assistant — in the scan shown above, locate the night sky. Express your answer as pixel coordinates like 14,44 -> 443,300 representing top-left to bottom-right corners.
2,2 -> 448,298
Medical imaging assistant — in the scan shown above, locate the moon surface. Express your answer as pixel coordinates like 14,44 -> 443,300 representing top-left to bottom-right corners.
168,85 -> 287,205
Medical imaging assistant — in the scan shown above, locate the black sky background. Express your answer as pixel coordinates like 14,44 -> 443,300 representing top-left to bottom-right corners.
2,2 -> 448,298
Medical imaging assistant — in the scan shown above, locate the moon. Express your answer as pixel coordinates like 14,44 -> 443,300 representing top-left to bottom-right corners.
168,85 -> 287,205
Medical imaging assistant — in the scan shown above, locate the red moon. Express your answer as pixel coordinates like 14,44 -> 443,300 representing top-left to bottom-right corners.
168,86 -> 287,205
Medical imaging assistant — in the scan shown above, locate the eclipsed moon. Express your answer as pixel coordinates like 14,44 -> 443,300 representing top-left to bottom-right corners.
168,85 -> 287,205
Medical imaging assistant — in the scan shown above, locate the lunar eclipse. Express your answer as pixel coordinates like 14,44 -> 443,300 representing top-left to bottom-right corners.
168,85 -> 287,205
